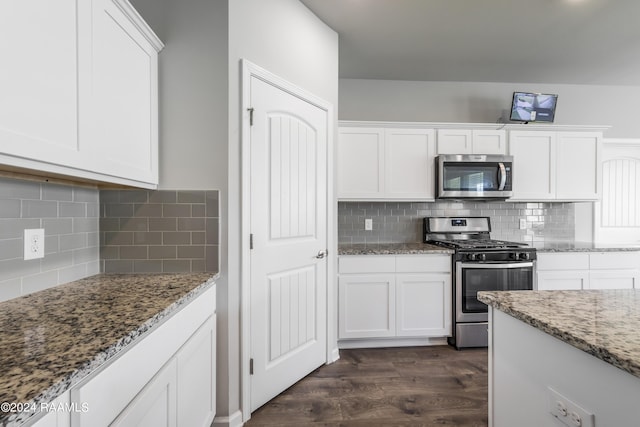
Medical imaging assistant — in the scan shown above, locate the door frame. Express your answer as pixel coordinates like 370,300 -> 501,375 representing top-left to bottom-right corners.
240,59 -> 337,422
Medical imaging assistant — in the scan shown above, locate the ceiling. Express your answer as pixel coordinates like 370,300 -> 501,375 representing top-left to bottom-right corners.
300,0 -> 640,86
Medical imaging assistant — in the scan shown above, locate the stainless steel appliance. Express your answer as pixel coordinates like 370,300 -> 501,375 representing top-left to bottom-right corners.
424,217 -> 536,349
436,154 -> 513,199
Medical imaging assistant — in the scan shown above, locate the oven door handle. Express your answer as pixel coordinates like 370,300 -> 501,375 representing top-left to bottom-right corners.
459,262 -> 534,269
497,162 -> 507,191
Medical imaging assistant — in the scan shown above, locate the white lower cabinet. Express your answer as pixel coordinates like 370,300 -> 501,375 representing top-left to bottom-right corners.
536,252 -> 640,290
70,285 -> 216,427
31,393 -> 71,427
338,254 -> 451,346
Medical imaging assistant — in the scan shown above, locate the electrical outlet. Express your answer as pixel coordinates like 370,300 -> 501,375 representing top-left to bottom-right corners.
24,229 -> 45,260
519,219 -> 527,230
548,387 -> 594,427
364,218 -> 373,231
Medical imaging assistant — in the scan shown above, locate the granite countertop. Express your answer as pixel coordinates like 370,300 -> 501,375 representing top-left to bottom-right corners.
338,242 -> 454,255
0,272 -> 217,427
533,241 -> 640,252
478,289 -> 640,379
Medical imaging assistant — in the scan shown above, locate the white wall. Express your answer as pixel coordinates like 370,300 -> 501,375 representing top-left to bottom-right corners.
339,79 -> 640,138
228,1 -> 338,422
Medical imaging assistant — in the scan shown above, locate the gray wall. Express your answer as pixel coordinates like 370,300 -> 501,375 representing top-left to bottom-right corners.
339,79 -> 640,138
0,177 -> 99,302
339,201 -> 575,244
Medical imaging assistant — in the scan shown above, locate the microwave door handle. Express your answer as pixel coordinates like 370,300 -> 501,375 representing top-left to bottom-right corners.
498,162 -> 507,191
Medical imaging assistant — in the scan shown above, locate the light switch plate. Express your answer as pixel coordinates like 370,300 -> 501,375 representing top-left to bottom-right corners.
24,229 -> 45,260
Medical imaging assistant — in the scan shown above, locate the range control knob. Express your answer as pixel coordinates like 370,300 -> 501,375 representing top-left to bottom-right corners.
466,253 -> 477,261
478,253 -> 487,261
519,252 -> 530,261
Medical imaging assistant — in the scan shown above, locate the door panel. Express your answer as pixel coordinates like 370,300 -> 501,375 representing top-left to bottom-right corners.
250,76 -> 328,411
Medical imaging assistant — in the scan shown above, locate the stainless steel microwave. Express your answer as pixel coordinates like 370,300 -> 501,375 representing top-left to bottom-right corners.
436,154 -> 513,199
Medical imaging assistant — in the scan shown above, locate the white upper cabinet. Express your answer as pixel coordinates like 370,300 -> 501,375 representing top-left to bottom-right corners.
0,0 -> 84,168
436,129 -> 506,155
338,126 -> 435,200
0,0 -> 163,188
509,130 -> 602,201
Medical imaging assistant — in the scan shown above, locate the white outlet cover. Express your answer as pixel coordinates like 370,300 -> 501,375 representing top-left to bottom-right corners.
548,387 -> 594,427
24,228 -> 45,260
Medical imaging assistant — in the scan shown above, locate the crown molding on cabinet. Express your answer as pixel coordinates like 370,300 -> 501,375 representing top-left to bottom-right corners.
113,0 -> 164,52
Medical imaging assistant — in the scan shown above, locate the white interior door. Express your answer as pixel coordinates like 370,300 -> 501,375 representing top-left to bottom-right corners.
249,75 -> 328,411
594,139 -> 640,244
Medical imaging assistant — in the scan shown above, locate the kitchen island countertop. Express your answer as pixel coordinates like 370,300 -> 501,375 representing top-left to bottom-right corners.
0,272 -> 217,427
478,289 -> 640,379
338,242 -> 454,255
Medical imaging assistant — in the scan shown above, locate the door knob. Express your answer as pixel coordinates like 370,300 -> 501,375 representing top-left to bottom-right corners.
315,250 -> 328,259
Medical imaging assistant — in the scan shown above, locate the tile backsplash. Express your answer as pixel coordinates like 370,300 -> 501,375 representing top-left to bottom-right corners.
338,201 -> 575,244
0,177 -> 100,301
100,190 -> 219,273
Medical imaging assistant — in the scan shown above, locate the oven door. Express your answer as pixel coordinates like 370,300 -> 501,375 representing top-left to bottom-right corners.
455,261 -> 534,322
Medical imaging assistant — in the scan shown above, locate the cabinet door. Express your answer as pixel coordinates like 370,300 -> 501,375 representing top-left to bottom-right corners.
32,392 -> 71,427
472,130 -> 507,154
0,0 -> 84,168
588,270 -> 638,290
338,274 -> 395,339
556,132 -> 601,200
396,273 -> 451,337
384,128 -> 435,200
111,359 -> 177,427
177,316 -> 216,427
338,128 -> 385,199
509,131 -> 556,200
85,0 -> 160,185
536,270 -> 588,290
436,129 -> 472,154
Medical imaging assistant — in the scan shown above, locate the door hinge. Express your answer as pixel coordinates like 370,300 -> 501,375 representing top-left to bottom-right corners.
250,358 -> 254,375
247,107 -> 254,126
250,233 -> 254,250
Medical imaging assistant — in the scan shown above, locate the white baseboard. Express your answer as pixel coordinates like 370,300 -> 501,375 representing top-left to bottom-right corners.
212,410 -> 243,427
329,347 -> 340,363
338,336 -> 448,349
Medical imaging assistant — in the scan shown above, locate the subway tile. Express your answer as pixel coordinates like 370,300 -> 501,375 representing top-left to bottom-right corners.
205,191 -> 219,217
99,190 -> 120,204
0,238 -> 21,261
205,245 -> 219,272
74,187 -> 99,203
192,232 -> 205,245
163,232 -> 191,245
0,278 -> 21,302
22,200 -> 57,218
148,190 -> 177,203
133,260 -> 163,273
44,235 -> 59,254
43,218 -> 73,235
177,191 -> 205,204
40,251 -> 73,272
0,178 -> 41,200
133,203 -> 163,218
0,199 -> 20,218
162,260 -> 191,273
177,218 -> 205,231
120,246 -> 148,260
191,204 -> 206,217
103,231 -> 133,245
163,204 -> 191,218
105,203 -> 134,218
191,259 -> 206,272
73,217 -> 99,233
74,246 -> 98,265
149,246 -> 177,259
86,203 -> 99,218
0,219 -> 40,239
100,246 -> 120,260
119,190 -> 149,204
104,260 -> 134,273
206,218 -> 219,245
149,218 -> 177,231
119,218 -> 149,232
99,217 -> 120,232
177,245 -> 204,259
43,184 -> 73,201
133,231 -> 162,245
60,234 -> 87,251
59,202 -> 86,218
0,258 -> 40,281
58,264 -> 88,285
21,270 -> 59,295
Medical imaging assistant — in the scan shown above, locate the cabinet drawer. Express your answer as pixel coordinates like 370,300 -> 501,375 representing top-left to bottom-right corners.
395,255 -> 451,273
536,253 -> 589,270
589,252 -> 640,270
339,256 -> 396,274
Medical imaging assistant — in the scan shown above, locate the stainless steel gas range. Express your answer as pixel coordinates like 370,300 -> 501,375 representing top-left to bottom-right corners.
424,217 -> 536,349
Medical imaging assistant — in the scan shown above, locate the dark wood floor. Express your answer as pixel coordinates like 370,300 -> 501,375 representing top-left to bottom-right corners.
245,346 -> 488,426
